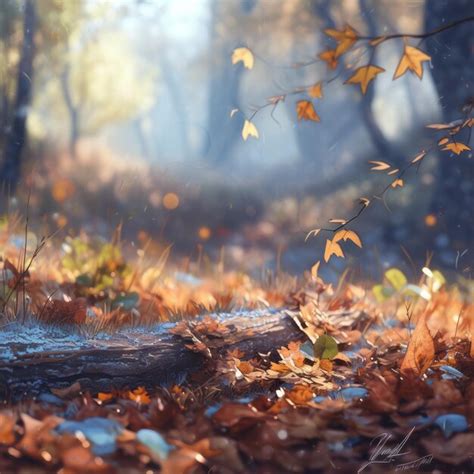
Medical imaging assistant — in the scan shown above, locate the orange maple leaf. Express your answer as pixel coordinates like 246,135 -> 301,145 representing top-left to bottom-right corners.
324,24 -> 358,57
318,49 -> 338,70
345,65 -> 385,95
308,82 -> 323,99
393,45 -> 431,80
333,229 -> 362,248
442,142 -> 471,155
296,100 -> 320,122
324,238 -> 344,262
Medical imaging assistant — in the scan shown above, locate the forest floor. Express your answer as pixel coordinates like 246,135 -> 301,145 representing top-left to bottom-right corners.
0,219 -> 473,473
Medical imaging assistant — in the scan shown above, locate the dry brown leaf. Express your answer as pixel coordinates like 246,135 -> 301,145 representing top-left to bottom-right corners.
400,313 -> 435,375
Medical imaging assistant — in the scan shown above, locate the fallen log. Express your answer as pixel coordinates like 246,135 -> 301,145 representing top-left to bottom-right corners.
0,309 -> 302,398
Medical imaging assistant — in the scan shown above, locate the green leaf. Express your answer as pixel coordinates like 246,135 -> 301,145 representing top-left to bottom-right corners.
372,284 -> 393,303
313,334 -> 338,360
384,268 -> 407,292
76,273 -> 94,287
111,292 -> 139,311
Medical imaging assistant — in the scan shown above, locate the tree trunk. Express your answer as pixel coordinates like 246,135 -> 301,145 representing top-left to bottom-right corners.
424,0 -> 474,267
0,310 -> 306,398
0,0 -> 36,194
60,66 -> 80,159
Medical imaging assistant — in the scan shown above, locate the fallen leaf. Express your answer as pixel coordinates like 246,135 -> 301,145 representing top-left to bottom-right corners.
400,313 -> 435,375
345,65 -> 385,94
296,100 -> 320,122
231,47 -> 254,69
393,45 -> 431,80
242,119 -> 259,140
313,334 -> 338,360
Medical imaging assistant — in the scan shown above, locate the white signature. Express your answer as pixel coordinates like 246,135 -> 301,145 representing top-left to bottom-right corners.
358,427 -> 432,473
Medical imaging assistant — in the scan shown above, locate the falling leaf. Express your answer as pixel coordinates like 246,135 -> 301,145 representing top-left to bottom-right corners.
345,65 -> 385,94
313,334 -> 338,360
308,82 -> 323,99
296,100 -> 320,122
242,119 -> 259,140
394,45 -> 431,80
324,24 -> 358,57
310,261 -> 320,280
324,238 -> 344,262
318,49 -> 338,70
411,150 -> 427,164
231,47 -> 254,69
391,178 -> 404,188
333,229 -> 362,248
369,160 -> 391,171
442,142 -> 471,155
400,313 -> 435,375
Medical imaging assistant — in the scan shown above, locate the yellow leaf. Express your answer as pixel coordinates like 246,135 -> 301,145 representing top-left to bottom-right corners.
393,45 -> 431,80
308,82 -> 323,99
333,229 -> 362,248
411,151 -> 427,164
296,100 -> 320,122
369,160 -> 391,171
242,119 -> 259,140
400,313 -> 435,375
324,24 -> 358,57
318,49 -> 338,70
391,178 -> 404,188
311,260 -> 320,280
345,65 -> 385,95
231,47 -> 254,69
324,238 -> 344,262
442,142 -> 471,155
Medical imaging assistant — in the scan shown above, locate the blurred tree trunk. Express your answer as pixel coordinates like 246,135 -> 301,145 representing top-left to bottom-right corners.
0,0 -> 36,194
203,0 -> 253,163
60,66 -> 80,159
424,0 -> 474,265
